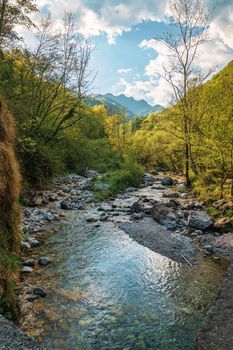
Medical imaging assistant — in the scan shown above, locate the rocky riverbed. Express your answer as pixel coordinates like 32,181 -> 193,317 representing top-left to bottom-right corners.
15,171 -> 233,349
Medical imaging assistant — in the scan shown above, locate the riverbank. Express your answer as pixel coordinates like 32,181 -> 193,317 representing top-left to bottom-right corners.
2,171 -> 233,349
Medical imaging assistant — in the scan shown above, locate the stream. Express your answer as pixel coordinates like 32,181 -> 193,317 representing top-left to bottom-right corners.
22,179 -> 227,350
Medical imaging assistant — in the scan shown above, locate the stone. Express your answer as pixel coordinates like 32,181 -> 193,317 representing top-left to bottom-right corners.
28,237 -> 40,247
21,241 -> 31,249
33,287 -> 46,298
23,259 -> 36,267
85,213 -> 99,222
162,191 -> 179,198
38,257 -> 51,267
21,266 -> 33,273
151,204 -> 177,230
188,211 -> 213,230
63,186 -> 71,193
161,177 -> 174,186
100,213 -> 109,221
98,205 -> 112,212
130,201 -> 143,213
204,245 -> 215,254
131,212 -> 145,220
60,201 -> 73,210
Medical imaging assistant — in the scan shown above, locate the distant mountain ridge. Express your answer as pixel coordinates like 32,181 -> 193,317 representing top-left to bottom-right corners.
85,93 -> 164,118
105,93 -> 164,116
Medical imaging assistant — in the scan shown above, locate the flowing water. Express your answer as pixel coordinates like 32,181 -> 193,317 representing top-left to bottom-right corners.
29,213 -> 226,350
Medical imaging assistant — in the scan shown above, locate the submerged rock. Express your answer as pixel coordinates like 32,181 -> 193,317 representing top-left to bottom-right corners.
188,211 -> 213,230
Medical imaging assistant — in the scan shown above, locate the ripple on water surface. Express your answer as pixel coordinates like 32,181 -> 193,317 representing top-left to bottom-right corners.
31,217 -> 226,350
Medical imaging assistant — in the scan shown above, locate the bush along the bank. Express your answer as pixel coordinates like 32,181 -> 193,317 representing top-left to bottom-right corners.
0,99 -> 21,319
93,157 -> 144,199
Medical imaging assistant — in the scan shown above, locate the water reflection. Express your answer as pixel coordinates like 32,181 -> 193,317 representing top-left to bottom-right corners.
29,217 -> 226,350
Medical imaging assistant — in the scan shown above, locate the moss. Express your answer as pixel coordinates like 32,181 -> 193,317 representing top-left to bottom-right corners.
0,98 -> 21,319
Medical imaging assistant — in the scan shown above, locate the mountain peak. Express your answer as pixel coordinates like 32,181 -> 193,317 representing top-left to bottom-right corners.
105,93 -> 164,116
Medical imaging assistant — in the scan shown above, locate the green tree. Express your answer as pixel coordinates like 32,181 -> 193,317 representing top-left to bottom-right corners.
0,0 -> 37,48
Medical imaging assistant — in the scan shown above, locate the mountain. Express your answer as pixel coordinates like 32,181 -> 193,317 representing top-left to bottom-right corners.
85,95 -> 134,119
86,93 -> 164,118
105,93 -> 164,116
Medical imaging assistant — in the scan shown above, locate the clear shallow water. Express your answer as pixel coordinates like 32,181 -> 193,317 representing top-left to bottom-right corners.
31,216 -> 226,350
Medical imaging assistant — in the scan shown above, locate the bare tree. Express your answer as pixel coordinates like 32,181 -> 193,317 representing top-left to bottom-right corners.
156,0 -> 212,185
6,12 -> 93,143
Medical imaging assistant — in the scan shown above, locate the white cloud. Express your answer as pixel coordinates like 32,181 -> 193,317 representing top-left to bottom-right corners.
35,0 -> 168,44
117,68 -> 133,74
117,1 -> 233,106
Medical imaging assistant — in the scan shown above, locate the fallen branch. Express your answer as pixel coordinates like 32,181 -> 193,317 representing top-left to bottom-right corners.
182,254 -> 193,267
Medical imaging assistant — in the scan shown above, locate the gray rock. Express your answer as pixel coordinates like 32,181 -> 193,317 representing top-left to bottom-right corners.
38,257 -> 51,267
21,241 -> 31,249
161,177 -> 174,186
203,245 -> 216,254
33,287 -> 46,298
100,213 -> 109,221
163,191 -> 179,198
131,212 -> 145,220
63,186 -> 71,193
60,201 -> 73,210
130,201 -> 143,213
151,204 -> 177,230
21,266 -> 33,273
23,259 -> 36,267
28,237 -> 40,247
188,211 -> 213,230
85,213 -> 99,222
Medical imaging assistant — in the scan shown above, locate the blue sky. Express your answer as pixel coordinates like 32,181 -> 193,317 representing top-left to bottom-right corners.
31,0 -> 233,106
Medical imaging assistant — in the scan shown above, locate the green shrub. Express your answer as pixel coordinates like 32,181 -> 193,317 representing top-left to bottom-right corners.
94,157 -> 144,199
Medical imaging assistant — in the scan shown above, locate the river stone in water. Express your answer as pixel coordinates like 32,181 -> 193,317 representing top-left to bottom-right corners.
188,211 -> 213,230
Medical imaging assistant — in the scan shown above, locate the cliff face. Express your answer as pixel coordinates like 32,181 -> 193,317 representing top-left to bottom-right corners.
0,98 -> 21,317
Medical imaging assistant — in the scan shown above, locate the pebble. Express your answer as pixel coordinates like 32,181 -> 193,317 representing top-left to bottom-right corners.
22,259 -> 36,267
38,257 -> 51,266
21,266 -> 33,273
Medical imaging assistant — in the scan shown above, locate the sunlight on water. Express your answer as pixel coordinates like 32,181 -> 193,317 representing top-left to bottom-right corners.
30,217 -> 226,350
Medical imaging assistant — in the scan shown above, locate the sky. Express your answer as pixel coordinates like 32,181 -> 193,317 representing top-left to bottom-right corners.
27,0 -> 233,106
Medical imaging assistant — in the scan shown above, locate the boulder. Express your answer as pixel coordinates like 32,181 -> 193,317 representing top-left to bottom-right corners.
151,204 -> 177,230
130,201 -> 143,213
161,177 -> 174,186
188,211 -> 213,230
